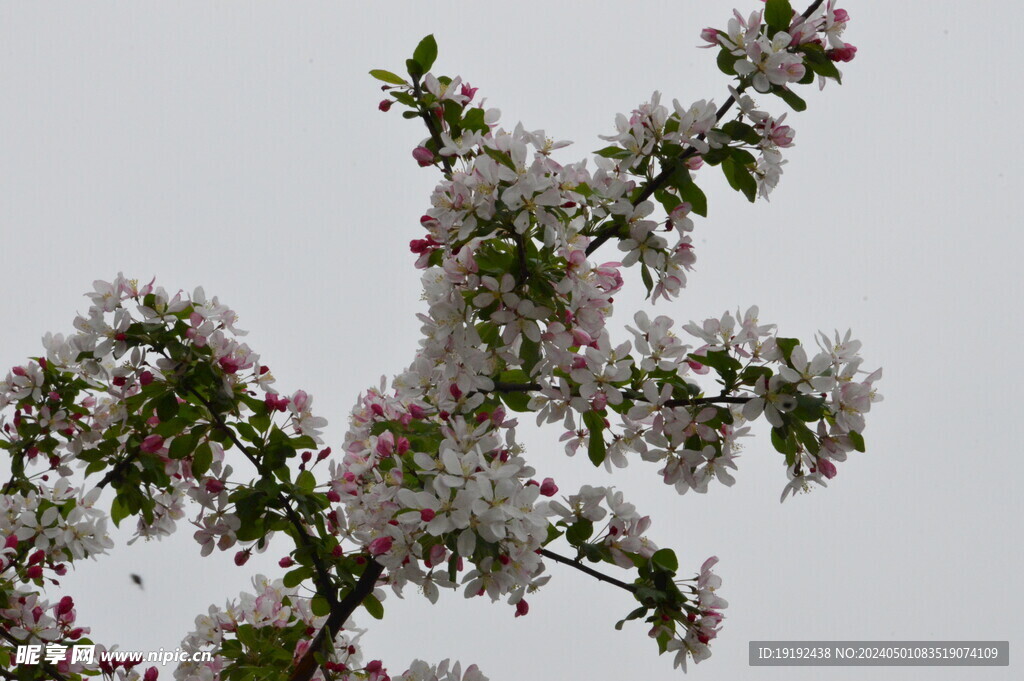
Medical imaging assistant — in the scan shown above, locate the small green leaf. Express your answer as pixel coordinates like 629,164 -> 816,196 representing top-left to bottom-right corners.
775,87 -> 807,112
587,430 -> 606,467
110,495 -> 129,526
369,69 -> 408,85
652,548 -> 678,573
311,595 -> 331,617
678,181 -> 708,217
192,441 -> 213,477
765,0 -> 794,32
848,430 -> 866,453
722,156 -> 758,202
296,470 -> 316,493
363,593 -> 385,619
717,48 -> 739,76
565,519 -> 594,546
283,566 -> 312,588
154,392 -> 179,422
412,35 -> 438,73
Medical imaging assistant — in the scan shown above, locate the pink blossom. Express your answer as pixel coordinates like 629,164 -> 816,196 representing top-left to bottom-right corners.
368,536 -> 393,556
412,146 -> 435,167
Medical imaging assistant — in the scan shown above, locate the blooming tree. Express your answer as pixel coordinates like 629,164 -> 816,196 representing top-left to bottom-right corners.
0,1 -> 879,679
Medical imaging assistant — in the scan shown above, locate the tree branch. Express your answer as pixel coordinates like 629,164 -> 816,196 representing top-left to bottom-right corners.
411,75 -> 454,179
289,559 -> 385,681
489,381 -> 752,409
540,548 -> 636,593
0,629 -> 70,681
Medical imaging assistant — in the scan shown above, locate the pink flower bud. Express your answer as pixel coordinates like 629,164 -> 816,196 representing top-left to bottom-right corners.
460,83 -> 478,102
412,146 -> 435,167
367,536 -> 393,556
204,479 -> 224,494
26,565 -> 43,579
56,596 -> 75,615
4,535 -> 18,549
828,42 -> 857,62
378,99 -> 393,112
326,490 -> 341,503
234,550 -> 251,566
140,434 -> 164,453
700,28 -> 719,45
28,549 -> 45,565
144,667 -> 159,681
514,599 -> 529,617
833,8 -> 849,22
419,508 -> 436,523
279,557 -> 295,568
539,478 -> 559,497
817,458 -> 838,479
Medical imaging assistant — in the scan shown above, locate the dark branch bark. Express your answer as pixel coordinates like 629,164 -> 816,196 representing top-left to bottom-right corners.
289,559 -> 385,681
540,548 -> 636,593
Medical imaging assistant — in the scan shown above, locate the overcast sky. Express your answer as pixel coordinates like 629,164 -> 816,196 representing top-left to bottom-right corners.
1,1 -> 1021,679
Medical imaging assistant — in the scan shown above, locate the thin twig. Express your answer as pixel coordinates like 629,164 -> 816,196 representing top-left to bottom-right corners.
540,548 -> 636,593
411,75 -> 454,178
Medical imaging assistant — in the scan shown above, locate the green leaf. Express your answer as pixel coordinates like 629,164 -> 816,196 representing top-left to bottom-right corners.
765,0 -> 794,32
775,87 -> 807,112
412,35 -> 438,73
462,107 -> 488,133
722,156 -> 758,202
311,595 -> 331,617
363,593 -> 385,620
717,48 -> 740,76
405,58 -> 422,78
652,548 -> 678,573
848,430 -> 866,453
168,432 -> 197,460
520,337 -> 542,375
296,470 -> 316,493
192,441 -> 213,478
283,566 -> 312,588
110,495 -> 129,526
369,69 -> 408,85
565,519 -> 594,546
687,350 -> 742,373
587,430 -> 606,467
678,181 -> 708,217
721,121 -> 760,145
501,391 -> 532,413
154,392 -> 180,422
593,145 -> 632,160
775,337 -> 800,363
640,264 -> 654,295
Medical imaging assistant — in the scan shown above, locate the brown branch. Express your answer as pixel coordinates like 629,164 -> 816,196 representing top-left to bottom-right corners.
540,548 -> 636,593
289,559 -> 385,681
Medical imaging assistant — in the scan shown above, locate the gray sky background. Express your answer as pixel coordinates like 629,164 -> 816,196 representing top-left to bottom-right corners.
1,1 -> 1021,679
